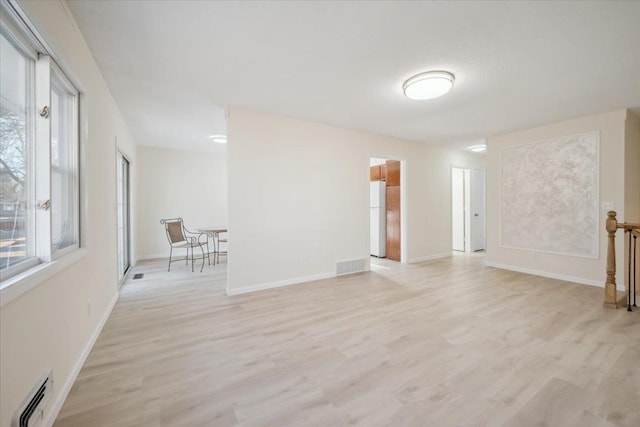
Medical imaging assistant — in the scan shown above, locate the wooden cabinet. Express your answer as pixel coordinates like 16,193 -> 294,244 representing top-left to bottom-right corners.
370,164 -> 388,182
386,160 -> 400,187
370,165 -> 381,181
385,160 -> 401,261
386,186 -> 401,261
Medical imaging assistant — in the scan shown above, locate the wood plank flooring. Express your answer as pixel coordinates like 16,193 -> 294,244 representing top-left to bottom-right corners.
54,253 -> 640,426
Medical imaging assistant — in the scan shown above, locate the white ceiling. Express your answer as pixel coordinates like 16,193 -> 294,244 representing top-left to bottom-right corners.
66,1 -> 640,153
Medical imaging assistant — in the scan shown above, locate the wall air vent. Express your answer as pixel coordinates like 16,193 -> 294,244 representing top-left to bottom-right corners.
12,370 -> 52,427
336,258 -> 366,276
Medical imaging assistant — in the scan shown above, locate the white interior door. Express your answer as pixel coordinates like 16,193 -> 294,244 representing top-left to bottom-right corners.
470,168 -> 486,251
452,167 -> 466,251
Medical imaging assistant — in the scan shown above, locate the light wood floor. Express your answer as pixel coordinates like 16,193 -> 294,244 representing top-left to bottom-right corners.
54,253 -> 640,427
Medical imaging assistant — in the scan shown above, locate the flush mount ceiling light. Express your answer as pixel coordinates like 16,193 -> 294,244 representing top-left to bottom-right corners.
468,144 -> 487,153
403,71 -> 455,100
210,135 -> 227,144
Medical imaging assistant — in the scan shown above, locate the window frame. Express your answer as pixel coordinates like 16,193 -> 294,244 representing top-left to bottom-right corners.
0,9 -> 37,275
0,0 -> 87,307
49,60 -> 80,260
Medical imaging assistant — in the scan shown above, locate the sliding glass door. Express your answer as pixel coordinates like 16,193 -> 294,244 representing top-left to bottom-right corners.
117,151 -> 130,281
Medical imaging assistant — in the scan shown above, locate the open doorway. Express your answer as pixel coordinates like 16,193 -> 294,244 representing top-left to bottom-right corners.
452,167 -> 469,252
370,157 -> 404,264
451,166 -> 486,253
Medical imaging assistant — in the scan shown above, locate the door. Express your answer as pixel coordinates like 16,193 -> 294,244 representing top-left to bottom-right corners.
117,152 -> 131,281
452,167 -> 466,251
470,168 -> 486,251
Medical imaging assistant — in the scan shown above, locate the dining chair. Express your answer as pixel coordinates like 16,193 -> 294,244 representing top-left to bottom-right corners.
160,218 -> 210,272
213,231 -> 228,265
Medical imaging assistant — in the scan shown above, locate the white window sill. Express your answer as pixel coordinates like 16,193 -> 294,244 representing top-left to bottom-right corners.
0,248 -> 88,307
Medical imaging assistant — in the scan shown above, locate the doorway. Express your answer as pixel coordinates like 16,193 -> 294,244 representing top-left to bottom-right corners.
451,166 -> 486,252
470,168 -> 486,252
370,157 -> 404,263
117,151 -> 131,282
452,167 -> 469,252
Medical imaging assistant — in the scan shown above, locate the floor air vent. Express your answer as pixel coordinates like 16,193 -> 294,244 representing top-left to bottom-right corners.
336,258 -> 366,276
133,273 -> 144,280
13,371 -> 52,427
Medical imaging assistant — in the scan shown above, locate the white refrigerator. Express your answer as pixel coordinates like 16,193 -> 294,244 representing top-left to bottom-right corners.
370,181 -> 386,257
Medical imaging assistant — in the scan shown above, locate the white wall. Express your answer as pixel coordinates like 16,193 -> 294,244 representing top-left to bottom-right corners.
624,111 -> 640,222
227,107 -> 485,294
624,111 -> 640,294
0,1 -> 137,427
136,146 -> 228,259
486,109 -> 628,287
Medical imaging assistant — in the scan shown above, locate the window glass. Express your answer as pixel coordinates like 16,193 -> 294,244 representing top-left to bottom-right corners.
117,154 -> 130,279
0,31 -> 32,270
50,71 -> 78,254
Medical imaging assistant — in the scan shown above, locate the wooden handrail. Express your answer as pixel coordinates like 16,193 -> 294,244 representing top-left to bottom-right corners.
604,211 -> 639,308
617,222 -> 640,230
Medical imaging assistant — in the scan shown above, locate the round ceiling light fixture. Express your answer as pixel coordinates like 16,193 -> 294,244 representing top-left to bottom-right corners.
210,134 -> 227,144
403,71 -> 455,100
468,144 -> 487,153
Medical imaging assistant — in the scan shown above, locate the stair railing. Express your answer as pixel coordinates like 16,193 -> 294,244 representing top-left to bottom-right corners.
604,211 -> 639,309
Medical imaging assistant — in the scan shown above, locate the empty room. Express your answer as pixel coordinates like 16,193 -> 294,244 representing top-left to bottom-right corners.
1,1 -> 639,426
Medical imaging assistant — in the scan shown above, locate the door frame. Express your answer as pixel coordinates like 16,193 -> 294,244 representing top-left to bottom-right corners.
470,167 -> 486,252
368,156 -> 407,265
451,165 -> 486,253
451,165 -> 471,252
116,149 -> 132,284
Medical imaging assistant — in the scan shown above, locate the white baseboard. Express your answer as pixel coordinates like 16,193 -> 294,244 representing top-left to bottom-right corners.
137,253 -> 169,260
408,253 -> 452,264
44,291 -> 119,427
484,261 -> 604,288
226,272 -> 336,296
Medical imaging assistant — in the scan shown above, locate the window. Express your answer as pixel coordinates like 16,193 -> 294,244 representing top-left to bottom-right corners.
0,6 -> 81,283
50,66 -> 79,256
0,24 -> 35,274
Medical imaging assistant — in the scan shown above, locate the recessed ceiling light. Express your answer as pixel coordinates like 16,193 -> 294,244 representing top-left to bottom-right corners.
468,144 -> 487,153
403,71 -> 455,100
210,135 -> 227,144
